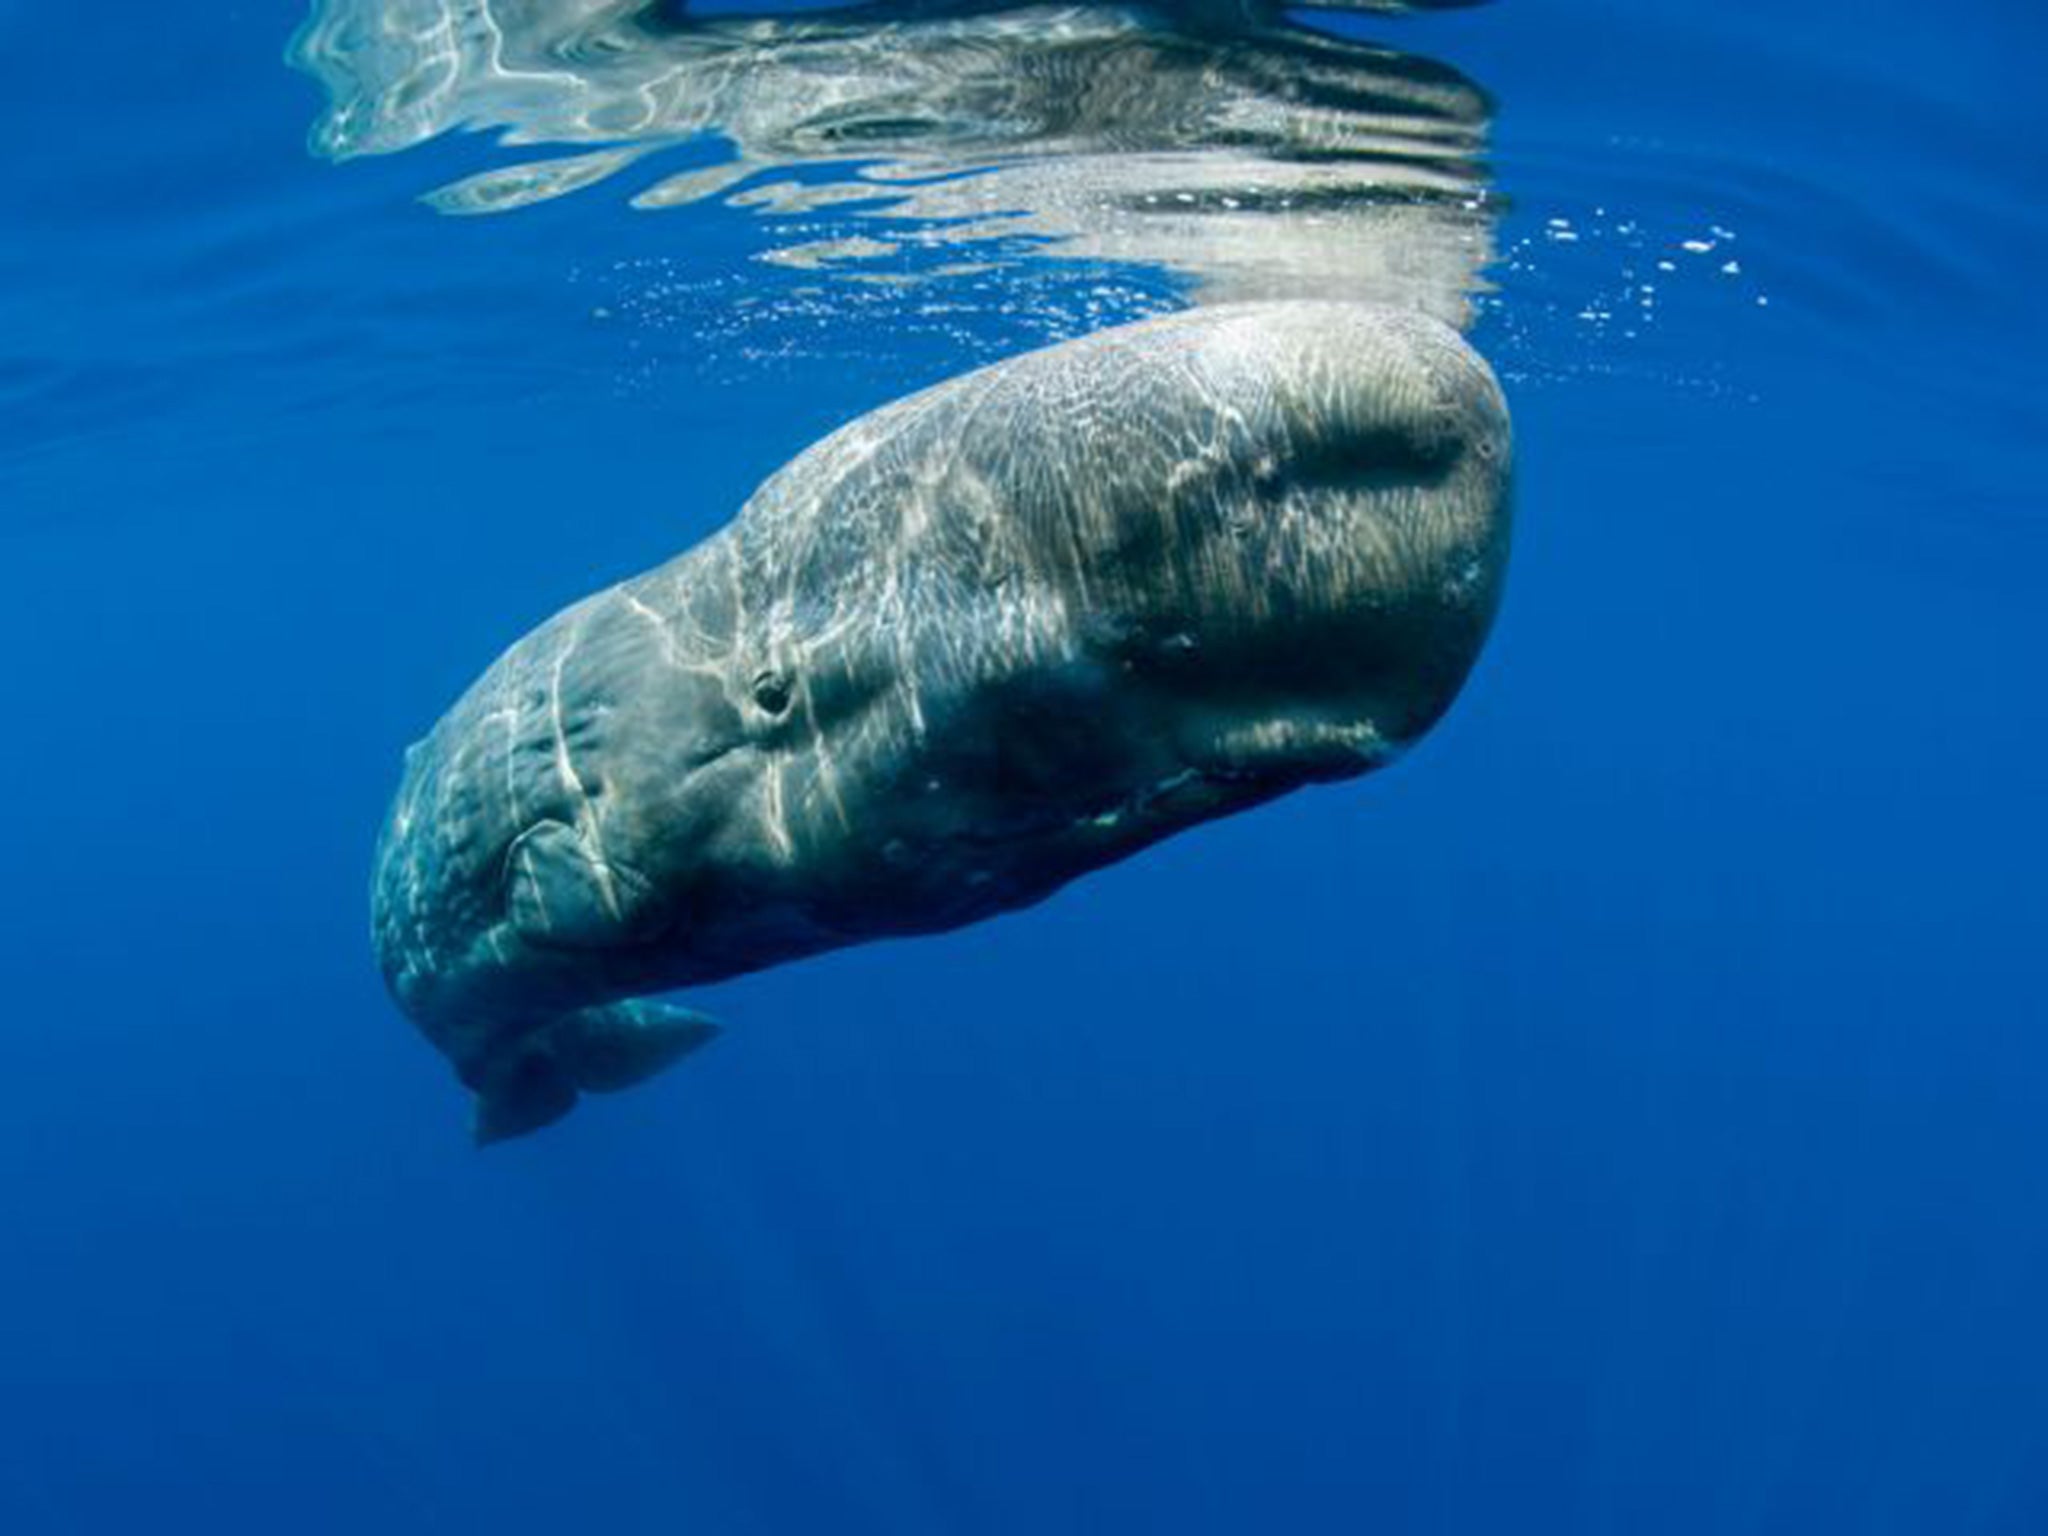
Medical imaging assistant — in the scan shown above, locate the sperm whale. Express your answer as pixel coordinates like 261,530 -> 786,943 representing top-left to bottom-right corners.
370,301 -> 1512,1141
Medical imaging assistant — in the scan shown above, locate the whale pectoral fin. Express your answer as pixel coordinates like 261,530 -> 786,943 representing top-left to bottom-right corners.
470,1000 -> 722,1147
506,820 -> 665,949
473,1051 -> 579,1147
555,999 -> 722,1095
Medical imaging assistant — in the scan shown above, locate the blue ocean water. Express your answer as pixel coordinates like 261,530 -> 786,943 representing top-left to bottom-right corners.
3,1 -> 2045,1531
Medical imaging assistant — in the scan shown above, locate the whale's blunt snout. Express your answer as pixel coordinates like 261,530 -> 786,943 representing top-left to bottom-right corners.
1292,305 -> 1509,501
1316,307 -> 1508,594
1153,304 -> 1511,753
1183,303 -> 1511,574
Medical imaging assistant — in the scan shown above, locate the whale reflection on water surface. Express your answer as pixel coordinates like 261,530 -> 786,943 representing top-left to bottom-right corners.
290,0 -> 1498,322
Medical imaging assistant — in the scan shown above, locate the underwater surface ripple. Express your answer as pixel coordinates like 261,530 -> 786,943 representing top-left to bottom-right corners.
1,1 -> 2045,1532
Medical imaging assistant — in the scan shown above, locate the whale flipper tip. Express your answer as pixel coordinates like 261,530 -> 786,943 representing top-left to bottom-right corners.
469,999 -> 723,1146
472,1052 -> 578,1147
560,1000 -> 723,1095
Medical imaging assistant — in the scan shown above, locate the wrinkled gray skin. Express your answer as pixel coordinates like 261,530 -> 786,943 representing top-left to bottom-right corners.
372,302 -> 1512,1142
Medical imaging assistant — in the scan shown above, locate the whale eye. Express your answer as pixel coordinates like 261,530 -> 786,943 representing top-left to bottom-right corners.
751,669 -> 792,716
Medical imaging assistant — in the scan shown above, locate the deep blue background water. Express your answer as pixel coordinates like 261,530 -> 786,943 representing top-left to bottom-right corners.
5,2 -> 2046,1531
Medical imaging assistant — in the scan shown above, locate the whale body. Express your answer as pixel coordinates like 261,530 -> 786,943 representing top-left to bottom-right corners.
371,302 -> 1512,1142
